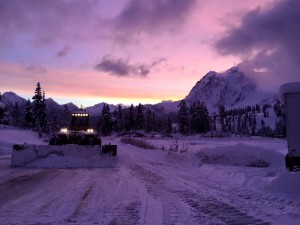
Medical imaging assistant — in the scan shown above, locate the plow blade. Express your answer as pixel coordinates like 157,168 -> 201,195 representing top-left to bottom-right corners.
11,144 -> 117,168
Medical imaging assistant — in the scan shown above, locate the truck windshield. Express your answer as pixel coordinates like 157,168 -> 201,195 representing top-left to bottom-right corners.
70,114 -> 89,131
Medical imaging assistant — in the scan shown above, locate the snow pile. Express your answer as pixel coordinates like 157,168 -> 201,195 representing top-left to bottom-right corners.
266,172 -> 300,196
0,127 -> 46,154
196,143 -> 284,168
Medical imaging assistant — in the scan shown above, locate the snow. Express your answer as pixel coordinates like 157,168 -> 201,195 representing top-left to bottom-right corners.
0,128 -> 300,224
185,66 -> 276,112
279,82 -> 300,102
11,144 -> 117,168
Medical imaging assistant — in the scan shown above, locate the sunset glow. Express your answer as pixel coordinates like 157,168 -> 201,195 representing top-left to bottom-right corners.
1,0 -> 297,107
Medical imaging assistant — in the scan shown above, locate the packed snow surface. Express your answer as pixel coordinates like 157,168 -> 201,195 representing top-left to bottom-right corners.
0,128 -> 300,224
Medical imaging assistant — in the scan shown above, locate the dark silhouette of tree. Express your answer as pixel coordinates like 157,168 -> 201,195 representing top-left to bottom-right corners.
190,101 -> 210,133
11,103 -> 22,127
135,103 -> 144,130
24,99 -> 33,128
100,104 -> 112,135
32,82 -> 48,133
125,104 -> 135,131
178,100 -> 189,134
219,104 -> 226,131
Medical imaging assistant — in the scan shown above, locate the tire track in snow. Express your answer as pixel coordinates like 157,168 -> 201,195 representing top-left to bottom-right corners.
178,190 -> 270,225
175,170 -> 300,222
0,170 -> 59,207
129,164 -> 190,225
141,160 -> 272,224
66,181 -> 96,223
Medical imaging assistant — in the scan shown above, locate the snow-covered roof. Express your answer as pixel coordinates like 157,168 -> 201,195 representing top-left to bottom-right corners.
279,82 -> 300,102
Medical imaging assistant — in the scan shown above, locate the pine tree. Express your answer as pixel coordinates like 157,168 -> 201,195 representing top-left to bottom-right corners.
126,104 -> 135,131
11,102 -> 21,127
32,82 -> 48,133
178,100 -> 189,134
62,105 -> 71,127
0,92 -> 5,124
219,104 -> 226,132
165,117 -> 173,136
40,91 -> 48,132
116,105 -> 124,132
100,104 -> 112,135
24,99 -> 33,128
135,103 -> 144,130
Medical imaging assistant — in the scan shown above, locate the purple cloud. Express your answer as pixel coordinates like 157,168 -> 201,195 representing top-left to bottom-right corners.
26,65 -> 47,74
95,56 -> 165,77
115,0 -> 196,34
0,0 -> 102,45
57,46 -> 71,58
215,0 -> 300,90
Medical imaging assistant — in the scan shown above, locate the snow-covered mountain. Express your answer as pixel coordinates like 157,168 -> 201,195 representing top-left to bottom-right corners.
86,102 -> 117,116
185,66 -> 277,112
1,92 -> 27,108
1,66 -> 278,115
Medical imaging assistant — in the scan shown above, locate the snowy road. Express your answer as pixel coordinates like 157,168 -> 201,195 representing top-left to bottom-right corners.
1,136 -> 300,224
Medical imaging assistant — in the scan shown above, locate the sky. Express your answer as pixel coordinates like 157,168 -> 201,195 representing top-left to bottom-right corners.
1,0 -> 299,107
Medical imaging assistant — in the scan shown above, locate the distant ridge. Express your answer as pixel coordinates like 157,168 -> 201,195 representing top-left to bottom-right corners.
2,66 -> 278,114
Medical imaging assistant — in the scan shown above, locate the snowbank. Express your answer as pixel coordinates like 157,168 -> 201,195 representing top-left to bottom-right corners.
0,128 -> 45,145
196,143 -> 284,168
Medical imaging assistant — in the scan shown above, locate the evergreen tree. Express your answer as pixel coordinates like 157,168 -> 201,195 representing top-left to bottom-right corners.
219,104 -> 226,131
145,107 -> 154,132
116,105 -> 124,132
256,104 -> 261,113
24,99 -> 33,128
32,82 -> 48,133
135,103 -> 144,130
126,104 -> 135,131
62,105 -> 71,127
165,117 -> 173,136
0,93 -> 5,124
40,91 -> 48,132
178,100 -> 189,134
190,101 -> 210,133
100,104 -> 112,135
11,102 -> 21,127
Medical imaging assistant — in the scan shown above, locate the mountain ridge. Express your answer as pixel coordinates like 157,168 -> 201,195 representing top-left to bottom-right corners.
1,66 -> 278,114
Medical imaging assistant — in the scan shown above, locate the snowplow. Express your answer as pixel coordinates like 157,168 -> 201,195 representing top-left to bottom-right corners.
11,109 -> 117,168
280,82 -> 300,171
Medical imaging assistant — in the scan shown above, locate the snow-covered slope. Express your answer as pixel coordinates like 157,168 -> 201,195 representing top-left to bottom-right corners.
2,91 -> 27,107
65,102 -> 79,112
86,102 -> 117,116
185,66 -> 277,112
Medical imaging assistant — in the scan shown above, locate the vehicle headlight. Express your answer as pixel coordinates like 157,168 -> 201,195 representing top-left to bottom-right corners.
87,129 -> 94,133
60,128 -> 68,133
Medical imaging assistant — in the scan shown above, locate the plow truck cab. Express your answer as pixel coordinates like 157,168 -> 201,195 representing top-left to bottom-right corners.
50,110 -> 101,146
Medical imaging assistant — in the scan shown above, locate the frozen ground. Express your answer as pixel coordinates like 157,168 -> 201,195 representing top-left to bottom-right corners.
0,127 -> 300,225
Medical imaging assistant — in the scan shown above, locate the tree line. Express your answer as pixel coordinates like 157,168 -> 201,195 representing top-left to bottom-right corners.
0,82 -> 286,138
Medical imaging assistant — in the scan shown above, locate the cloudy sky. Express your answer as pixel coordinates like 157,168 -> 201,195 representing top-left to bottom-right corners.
1,0 -> 299,106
